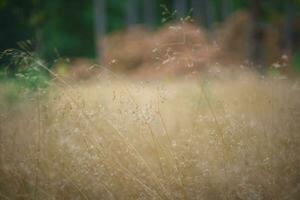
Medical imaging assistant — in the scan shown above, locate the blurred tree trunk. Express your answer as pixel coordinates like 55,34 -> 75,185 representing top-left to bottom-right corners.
174,0 -> 187,20
35,29 -> 43,57
126,0 -> 139,27
191,0 -> 204,24
143,0 -> 156,29
283,0 -> 294,54
94,0 -> 106,63
222,0 -> 232,21
191,0 -> 213,29
191,0 -> 214,29
248,0 -> 265,71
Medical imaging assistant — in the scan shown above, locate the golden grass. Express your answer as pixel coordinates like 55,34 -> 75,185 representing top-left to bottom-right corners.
0,71 -> 300,199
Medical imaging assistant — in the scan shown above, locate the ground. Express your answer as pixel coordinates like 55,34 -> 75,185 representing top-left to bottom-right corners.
1,68 -> 300,199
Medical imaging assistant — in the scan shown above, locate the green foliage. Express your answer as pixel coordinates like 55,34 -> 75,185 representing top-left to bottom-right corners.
293,51 -> 300,73
0,0 -> 6,9
107,0 -> 126,32
0,49 -> 50,108
1,47 -> 51,91
15,62 -> 50,91
268,67 -> 281,78
160,4 -> 176,23
1,82 -> 21,106
40,0 -> 95,60
0,67 -> 8,80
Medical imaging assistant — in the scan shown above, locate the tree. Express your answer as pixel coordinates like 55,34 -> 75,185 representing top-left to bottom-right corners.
143,0 -> 156,29
283,0 -> 294,54
94,0 -> 106,62
0,0 -> 40,70
0,0 -> 36,52
248,0 -> 265,71
191,0 -> 203,24
191,0 -> 214,29
174,0 -> 187,20
222,0 -> 233,20
126,0 -> 139,27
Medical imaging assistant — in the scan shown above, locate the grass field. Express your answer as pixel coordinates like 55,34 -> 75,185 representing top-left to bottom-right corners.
0,69 -> 300,199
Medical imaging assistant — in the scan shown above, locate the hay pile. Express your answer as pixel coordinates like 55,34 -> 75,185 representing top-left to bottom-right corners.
215,11 -> 251,65
103,27 -> 153,73
103,23 -> 216,78
215,11 -> 289,70
101,11 -> 296,78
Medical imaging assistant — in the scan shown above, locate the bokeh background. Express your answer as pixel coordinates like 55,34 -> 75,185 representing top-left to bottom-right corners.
1,0 -> 300,77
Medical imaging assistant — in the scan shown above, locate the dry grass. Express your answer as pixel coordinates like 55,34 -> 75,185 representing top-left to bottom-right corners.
0,69 -> 300,200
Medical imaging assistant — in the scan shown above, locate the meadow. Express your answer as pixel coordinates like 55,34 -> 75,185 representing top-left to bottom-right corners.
1,64 -> 300,199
